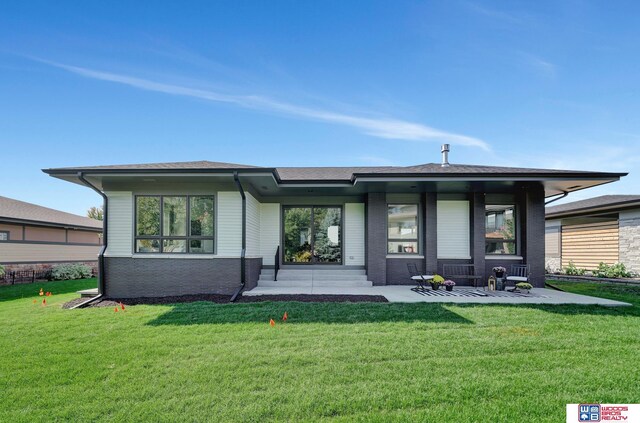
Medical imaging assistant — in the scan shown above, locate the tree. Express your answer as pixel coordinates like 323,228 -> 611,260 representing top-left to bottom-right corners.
87,206 -> 103,221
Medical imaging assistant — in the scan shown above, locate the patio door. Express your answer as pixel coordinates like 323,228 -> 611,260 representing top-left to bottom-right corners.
283,206 -> 342,264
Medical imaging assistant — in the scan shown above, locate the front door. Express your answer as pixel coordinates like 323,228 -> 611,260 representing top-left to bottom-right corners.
283,206 -> 342,264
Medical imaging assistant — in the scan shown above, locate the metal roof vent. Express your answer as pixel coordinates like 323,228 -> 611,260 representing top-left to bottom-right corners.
441,144 -> 450,167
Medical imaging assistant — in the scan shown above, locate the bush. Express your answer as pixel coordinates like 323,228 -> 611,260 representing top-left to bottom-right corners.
593,262 -> 632,279
564,261 -> 586,276
51,264 -> 92,280
0,264 -> 4,278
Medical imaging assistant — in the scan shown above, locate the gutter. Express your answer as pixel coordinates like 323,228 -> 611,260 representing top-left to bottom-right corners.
544,191 -> 569,206
230,171 -> 246,302
71,172 -> 107,309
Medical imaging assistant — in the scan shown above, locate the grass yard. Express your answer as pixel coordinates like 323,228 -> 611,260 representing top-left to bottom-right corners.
1,279 -> 639,422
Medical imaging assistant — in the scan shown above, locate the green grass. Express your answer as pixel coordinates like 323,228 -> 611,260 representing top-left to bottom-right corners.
0,278 -> 638,422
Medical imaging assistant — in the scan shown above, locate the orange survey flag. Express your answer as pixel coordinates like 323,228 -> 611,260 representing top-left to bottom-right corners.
39,288 -> 44,296
42,299 -> 46,306
282,312 -> 288,322
120,302 -> 125,311
269,319 -> 275,327
114,307 -> 119,313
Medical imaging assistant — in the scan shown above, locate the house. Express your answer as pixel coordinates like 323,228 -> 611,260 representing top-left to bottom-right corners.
0,195 -> 102,274
545,195 -> 640,274
43,146 -> 624,298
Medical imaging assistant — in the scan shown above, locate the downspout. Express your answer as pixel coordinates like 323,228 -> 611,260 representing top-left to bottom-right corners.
545,191 -> 569,206
71,172 -> 107,309
230,171 -> 246,302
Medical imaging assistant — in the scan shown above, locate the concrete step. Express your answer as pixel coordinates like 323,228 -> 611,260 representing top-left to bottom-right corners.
312,280 -> 373,287
257,280 -> 373,288
258,280 -> 313,288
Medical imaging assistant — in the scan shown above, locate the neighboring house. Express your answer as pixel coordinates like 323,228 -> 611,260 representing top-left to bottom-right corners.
43,149 -> 624,298
545,195 -> 640,274
0,196 -> 102,273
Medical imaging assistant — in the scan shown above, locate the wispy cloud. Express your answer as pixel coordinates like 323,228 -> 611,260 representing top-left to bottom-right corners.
519,52 -> 557,78
35,58 -> 490,150
463,1 -> 522,24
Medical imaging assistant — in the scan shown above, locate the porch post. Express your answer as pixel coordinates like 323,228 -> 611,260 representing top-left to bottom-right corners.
524,183 -> 546,287
366,193 -> 387,285
472,192 -> 486,284
424,192 -> 438,274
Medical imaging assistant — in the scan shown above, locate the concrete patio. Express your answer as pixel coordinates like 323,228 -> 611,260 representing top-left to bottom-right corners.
243,285 -> 631,306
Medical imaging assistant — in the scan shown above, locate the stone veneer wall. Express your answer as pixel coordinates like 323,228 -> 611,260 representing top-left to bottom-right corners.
619,216 -> 640,274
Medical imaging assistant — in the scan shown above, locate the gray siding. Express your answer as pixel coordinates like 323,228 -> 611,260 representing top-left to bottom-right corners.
104,257 -> 262,298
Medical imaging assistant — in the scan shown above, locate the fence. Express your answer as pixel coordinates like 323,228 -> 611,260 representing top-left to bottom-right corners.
0,268 -> 97,285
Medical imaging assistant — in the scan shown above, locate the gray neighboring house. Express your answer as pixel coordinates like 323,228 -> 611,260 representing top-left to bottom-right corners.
0,196 -> 102,274
43,149 -> 624,298
546,195 -> 640,274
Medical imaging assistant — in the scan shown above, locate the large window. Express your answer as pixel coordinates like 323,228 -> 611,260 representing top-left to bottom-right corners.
387,204 -> 419,254
0,231 -> 8,241
485,205 -> 516,254
135,195 -> 214,253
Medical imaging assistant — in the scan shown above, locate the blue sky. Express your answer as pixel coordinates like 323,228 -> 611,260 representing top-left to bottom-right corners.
1,1 -> 638,215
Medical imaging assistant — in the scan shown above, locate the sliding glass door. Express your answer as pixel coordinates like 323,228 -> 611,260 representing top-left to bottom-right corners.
283,206 -> 342,264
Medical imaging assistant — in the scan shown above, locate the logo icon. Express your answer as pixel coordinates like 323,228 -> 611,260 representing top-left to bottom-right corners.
578,404 -> 600,422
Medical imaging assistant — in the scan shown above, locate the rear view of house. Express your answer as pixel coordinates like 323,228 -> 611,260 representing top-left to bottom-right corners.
0,196 -> 102,277
545,195 -> 640,274
43,148 -> 624,298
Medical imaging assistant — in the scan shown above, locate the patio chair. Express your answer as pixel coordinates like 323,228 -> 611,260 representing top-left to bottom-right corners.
407,263 -> 434,291
506,264 -> 530,291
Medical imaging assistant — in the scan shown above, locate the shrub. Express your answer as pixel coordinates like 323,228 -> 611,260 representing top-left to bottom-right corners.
593,262 -> 632,279
0,264 -> 4,278
51,264 -> 92,281
564,261 -> 586,276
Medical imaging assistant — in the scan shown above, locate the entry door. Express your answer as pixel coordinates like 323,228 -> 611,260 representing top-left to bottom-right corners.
283,206 -> 342,264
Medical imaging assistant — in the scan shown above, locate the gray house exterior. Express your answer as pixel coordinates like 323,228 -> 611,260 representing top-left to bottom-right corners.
44,157 -> 624,298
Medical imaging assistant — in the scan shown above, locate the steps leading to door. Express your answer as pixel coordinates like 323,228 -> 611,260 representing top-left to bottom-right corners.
257,268 -> 373,288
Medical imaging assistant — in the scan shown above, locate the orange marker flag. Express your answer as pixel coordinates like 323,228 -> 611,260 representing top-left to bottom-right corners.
269,319 -> 275,327
33,299 -> 37,304
120,302 -> 125,311
39,288 -> 44,296
114,307 -> 119,313
282,312 -> 288,322
42,298 -> 46,306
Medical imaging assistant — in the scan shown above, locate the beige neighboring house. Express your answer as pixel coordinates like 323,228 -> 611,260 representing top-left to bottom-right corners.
0,195 -> 102,275
545,195 -> 640,274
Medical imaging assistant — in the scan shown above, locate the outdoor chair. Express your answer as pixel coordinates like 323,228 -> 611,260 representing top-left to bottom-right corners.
407,263 -> 434,291
506,264 -> 530,291
442,264 -> 483,290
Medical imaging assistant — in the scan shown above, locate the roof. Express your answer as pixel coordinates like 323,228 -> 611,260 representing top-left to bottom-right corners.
546,195 -> 640,218
43,160 -> 625,182
0,196 -> 103,230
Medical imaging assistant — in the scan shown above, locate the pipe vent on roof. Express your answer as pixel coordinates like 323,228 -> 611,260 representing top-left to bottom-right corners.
441,144 -> 450,167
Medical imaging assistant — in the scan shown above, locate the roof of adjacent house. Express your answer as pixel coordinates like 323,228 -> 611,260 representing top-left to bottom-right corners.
43,160 -> 625,182
546,195 -> 640,218
0,196 -> 103,230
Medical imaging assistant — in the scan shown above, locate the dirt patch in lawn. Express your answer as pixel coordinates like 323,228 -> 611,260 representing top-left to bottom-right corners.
63,293 -> 388,308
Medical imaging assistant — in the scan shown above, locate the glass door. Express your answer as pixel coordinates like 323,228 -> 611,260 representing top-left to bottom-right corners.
283,206 -> 342,264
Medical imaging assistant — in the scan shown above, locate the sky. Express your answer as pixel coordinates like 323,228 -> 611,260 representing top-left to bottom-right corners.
1,0 -> 639,215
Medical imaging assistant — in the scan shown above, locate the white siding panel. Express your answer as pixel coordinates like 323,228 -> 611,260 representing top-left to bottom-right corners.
217,192 -> 242,256
345,203 -> 365,265
246,193 -> 261,256
437,200 -> 471,259
105,192 -> 133,257
260,203 -> 280,265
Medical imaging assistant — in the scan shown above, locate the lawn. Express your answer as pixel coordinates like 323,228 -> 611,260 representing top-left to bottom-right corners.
0,279 -> 638,422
